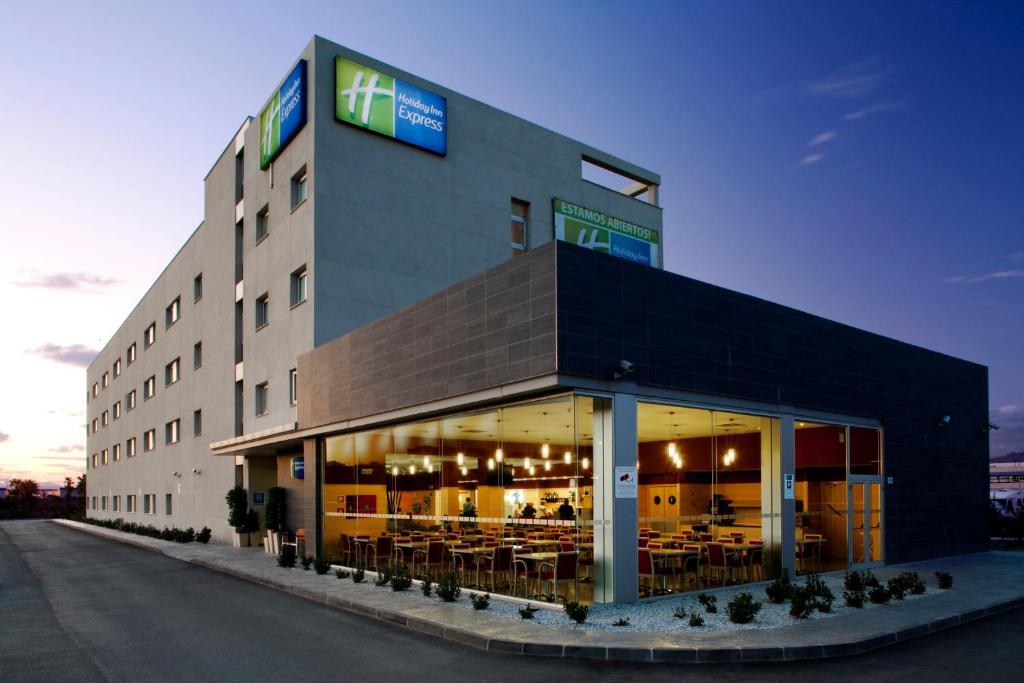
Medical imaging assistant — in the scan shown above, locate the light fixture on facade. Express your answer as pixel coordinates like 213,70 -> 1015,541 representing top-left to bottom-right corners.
563,451 -> 572,464
541,443 -> 550,459
495,448 -> 503,462
456,452 -> 464,466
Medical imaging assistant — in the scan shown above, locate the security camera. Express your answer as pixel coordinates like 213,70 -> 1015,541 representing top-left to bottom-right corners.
172,471 -> 181,478
614,359 -> 637,379
192,468 -> 201,475
937,415 -> 951,427
985,423 -> 1000,432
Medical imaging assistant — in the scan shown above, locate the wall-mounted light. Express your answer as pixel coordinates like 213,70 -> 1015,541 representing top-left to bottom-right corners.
172,471 -> 182,478
191,468 -> 201,475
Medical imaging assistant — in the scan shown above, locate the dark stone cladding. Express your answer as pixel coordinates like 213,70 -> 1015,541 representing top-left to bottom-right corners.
297,244 -> 558,430
554,240 -> 990,563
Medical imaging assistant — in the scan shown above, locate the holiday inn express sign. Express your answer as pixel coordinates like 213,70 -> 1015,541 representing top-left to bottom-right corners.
335,57 -> 447,156
553,199 -> 660,267
259,60 -> 308,169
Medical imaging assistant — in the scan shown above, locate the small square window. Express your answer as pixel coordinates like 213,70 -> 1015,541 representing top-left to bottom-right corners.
290,266 -> 307,307
194,273 -> 203,302
127,343 -> 137,364
256,205 -> 270,242
255,381 -> 269,416
193,409 -> 202,436
144,376 -> 156,400
289,368 -> 298,406
144,323 -> 156,348
144,429 -> 156,451
255,293 -> 269,329
510,198 -> 529,256
291,167 -> 308,210
194,341 -> 203,369
127,437 -> 137,457
165,358 -> 180,386
113,358 -> 122,378
165,419 -> 180,445
166,297 -> 181,328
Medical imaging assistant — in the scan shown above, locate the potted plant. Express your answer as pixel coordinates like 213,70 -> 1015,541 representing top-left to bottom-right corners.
264,486 -> 287,554
225,486 -> 250,547
246,508 -> 261,547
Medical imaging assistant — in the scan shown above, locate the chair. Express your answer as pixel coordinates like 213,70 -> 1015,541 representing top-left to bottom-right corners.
698,533 -> 713,543
705,542 -> 743,587
539,551 -> 578,602
512,549 -> 537,597
339,533 -> 353,566
480,545 -> 515,593
449,543 -> 471,582
745,540 -> 765,581
801,534 -> 824,571
638,537 -> 649,548
638,548 -> 673,595
413,540 -> 445,579
365,535 -> 394,571
680,543 -> 703,589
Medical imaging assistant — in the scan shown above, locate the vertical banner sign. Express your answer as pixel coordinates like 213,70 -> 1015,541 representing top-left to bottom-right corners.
553,198 -> 660,267
335,57 -> 447,156
291,456 -> 305,480
259,60 -> 308,169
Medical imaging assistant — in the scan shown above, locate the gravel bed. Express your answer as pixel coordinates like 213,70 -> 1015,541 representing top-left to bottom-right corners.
336,569 -> 940,633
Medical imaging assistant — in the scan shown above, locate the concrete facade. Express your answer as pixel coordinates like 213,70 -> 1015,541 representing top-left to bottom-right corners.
85,36 -> 662,538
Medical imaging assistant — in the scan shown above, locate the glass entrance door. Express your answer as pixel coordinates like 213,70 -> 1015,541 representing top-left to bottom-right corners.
848,476 -> 883,569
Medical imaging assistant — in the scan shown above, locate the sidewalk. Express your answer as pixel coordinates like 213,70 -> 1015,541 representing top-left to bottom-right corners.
53,519 -> 1024,663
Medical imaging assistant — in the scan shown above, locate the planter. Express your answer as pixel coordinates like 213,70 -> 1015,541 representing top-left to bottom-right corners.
231,530 -> 250,548
266,530 -> 281,555
249,530 -> 264,548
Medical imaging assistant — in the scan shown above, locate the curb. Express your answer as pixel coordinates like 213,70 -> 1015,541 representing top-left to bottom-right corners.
53,520 -> 1024,664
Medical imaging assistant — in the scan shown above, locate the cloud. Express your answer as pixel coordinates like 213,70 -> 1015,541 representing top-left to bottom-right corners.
0,431 -> 9,443
946,270 -> 1024,284
997,405 -> 1021,417
29,343 -> 98,368
1010,252 -> 1024,261
15,271 -> 120,290
808,131 -> 837,147
800,153 -> 825,166
991,407 -> 1024,457
843,101 -> 904,120
808,59 -> 888,99
49,444 -> 85,453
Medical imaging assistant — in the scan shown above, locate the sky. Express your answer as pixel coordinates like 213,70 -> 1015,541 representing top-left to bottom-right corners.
0,1 -> 1021,487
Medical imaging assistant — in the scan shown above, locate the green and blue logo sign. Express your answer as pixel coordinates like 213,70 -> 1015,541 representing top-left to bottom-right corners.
553,199 -> 660,267
335,57 -> 447,156
259,60 -> 307,169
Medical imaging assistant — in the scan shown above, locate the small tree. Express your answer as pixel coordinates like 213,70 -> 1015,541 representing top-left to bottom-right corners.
225,486 -> 248,530
265,487 -> 287,531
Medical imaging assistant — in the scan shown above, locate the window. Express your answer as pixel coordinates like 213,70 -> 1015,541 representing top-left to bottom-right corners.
127,389 -> 136,411
143,494 -> 155,515
165,419 -> 180,445
91,453 -> 98,468
144,376 -> 156,400
289,368 -> 298,405
92,382 -> 98,398
102,372 -> 109,389
112,495 -> 120,512
144,429 -> 156,451
255,293 -> 269,329
92,418 -> 99,434
291,166 -> 308,209
165,357 -> 180,386
166,297 -> 181,328
113,358 -> 122,378
101,410 -> 109,427
101,449 -> 108,465
256,205 -> 270,241
193,409 -> 202,436
113,443 -> 121,462
165,494 -> 173,516
127,495 -> 137,513
255,382 -> 269,416
144,323 -> 156,348
101,496 -> 107,511
290,266 -> 307,307
90,497 -> 97,510
127,343 -> 137,364
194,273 -> 203,302
193,341 -> 202,369
510,198 -> 529,255
113,401 -> 121,420
127,437 -> 137,457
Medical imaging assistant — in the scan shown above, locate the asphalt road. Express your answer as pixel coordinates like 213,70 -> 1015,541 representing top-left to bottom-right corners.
2,520 -> 1022,682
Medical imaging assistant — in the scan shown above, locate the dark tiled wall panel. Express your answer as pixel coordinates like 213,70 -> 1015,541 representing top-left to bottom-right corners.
555,242 -> 989,563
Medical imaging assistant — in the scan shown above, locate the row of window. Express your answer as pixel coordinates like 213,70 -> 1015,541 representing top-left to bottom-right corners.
90,344 -> 202,435
255,266 -> 307,330
254,370 -> 298,417
90,274 -> 205,401
90,493 -> 168,515
90,412 -> 202,469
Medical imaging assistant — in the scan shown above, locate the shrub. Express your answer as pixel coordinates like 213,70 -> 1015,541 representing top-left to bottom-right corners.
421,575 -> 433,597
278,545 -> 297,568
844,589 -> 866,608
564,601 -> 589,624
436,571 -> 461,602
245,509 -> 260,535
672,604 -> 688,619
887,577 -> 906,600
726,592 -> 761,624
374,563 -> 394,587
935,571 -> 953,589
470,593 -> 491,610
697,593 -> 718,613
225,486 -> 247,529
390,564 -> 412,592
906,572 -> 926,595
789,588 -> 815,619
519,605 -> 538,619
196,526 -> 212,544
843,570 -> 863,592
765,570 -> 793,604
612,617 -> 630,627
335,568 -> 350,579
352,567 -> 365,583
868,585 -> 891,604
301,554 -> 314,571
688,611 -> 705,627
313,555 -> 331,575
861,570 -> 881,589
